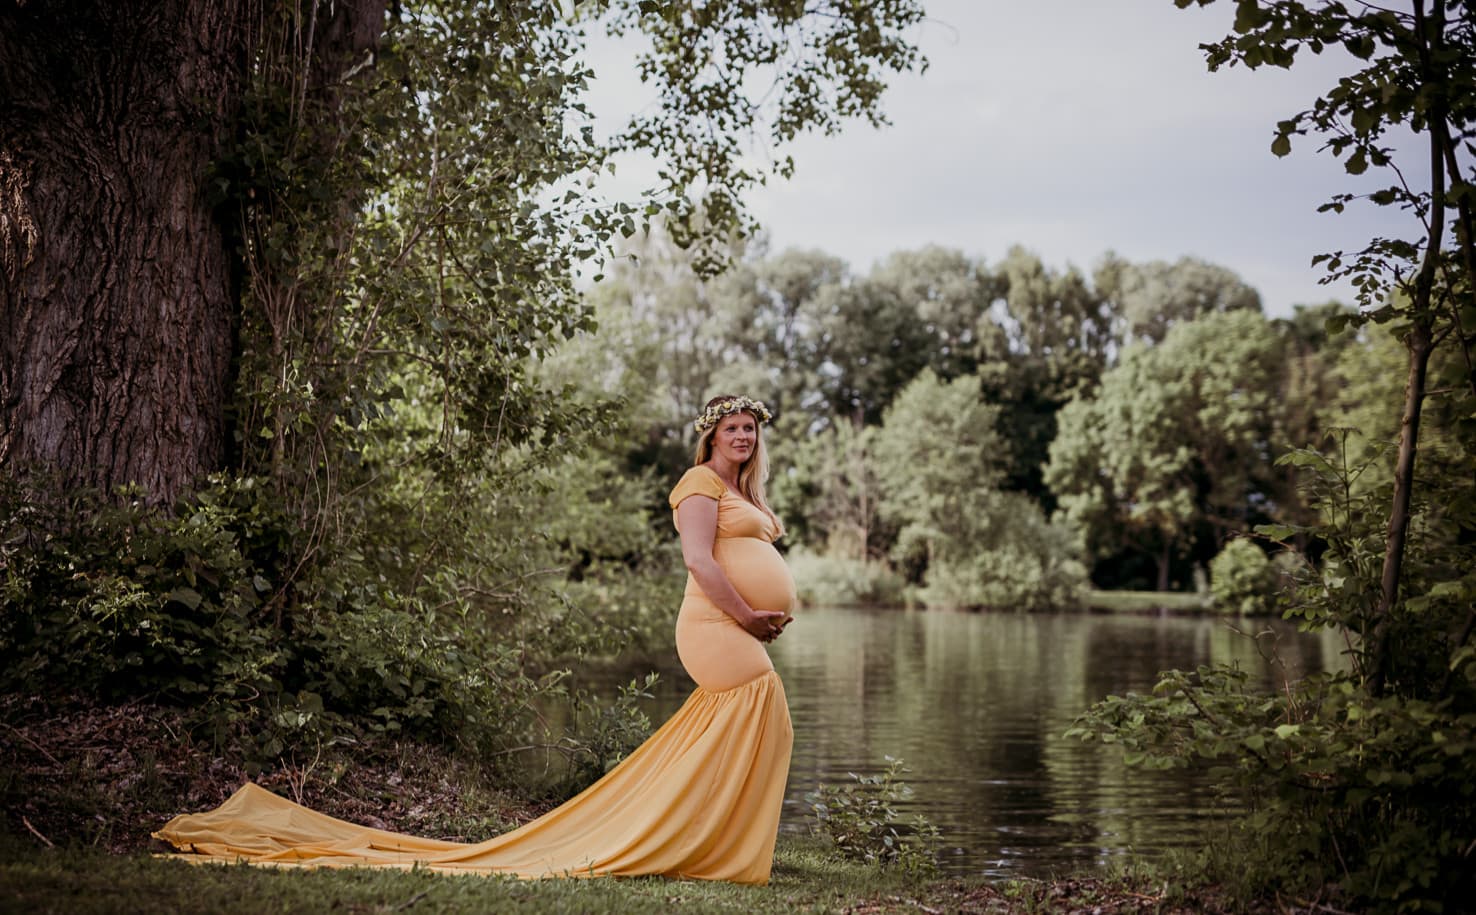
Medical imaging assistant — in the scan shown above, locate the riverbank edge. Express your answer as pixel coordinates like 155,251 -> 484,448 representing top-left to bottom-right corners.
1082,589 -> 1213,614
795,591 -> 1221,615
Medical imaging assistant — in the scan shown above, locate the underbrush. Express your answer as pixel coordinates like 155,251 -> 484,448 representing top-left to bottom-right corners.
805,756 -> 941,875
0,692 -> 556,855
0,474 -> 665,793
1070,440 -> 1476,913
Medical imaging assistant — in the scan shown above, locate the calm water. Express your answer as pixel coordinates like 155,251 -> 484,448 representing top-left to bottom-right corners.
583,607 -> 1345,879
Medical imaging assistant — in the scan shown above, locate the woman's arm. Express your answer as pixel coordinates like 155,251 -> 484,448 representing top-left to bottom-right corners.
677,496 -> 788,642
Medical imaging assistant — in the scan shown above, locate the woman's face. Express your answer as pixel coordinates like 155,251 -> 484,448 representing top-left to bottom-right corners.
712,411 -> 758,466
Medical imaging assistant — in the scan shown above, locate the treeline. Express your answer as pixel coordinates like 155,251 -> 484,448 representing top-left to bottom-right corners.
557,230 -> 1400,612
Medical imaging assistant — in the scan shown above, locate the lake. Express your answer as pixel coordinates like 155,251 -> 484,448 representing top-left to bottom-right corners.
586,606 -> 1345,879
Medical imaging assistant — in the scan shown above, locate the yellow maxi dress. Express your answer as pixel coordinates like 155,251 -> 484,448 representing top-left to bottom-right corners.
152,465 -> 796,885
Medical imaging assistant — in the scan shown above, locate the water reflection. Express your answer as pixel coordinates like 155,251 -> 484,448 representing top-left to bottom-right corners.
583,607 -> 1344,878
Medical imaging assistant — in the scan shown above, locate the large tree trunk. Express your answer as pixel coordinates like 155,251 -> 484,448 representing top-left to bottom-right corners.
0,1 -> 254,503
0,0 -> 385,505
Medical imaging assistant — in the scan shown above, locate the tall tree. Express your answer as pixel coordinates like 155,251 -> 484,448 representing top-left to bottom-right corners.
816,247 -> 992,427
1270,301 -> 1359,537
812,273 -> 934,427
865,246 -> 992,382
586,227 -> 743,428
1066,9 -> 1476,907
706,247 -> 846,426
1046,309 -> 1285,590
874,369 -> 1084,610
1177,0 -> 1476,695
1095,253 -> 1262,345
0,1 -> 384,499
872,368 -> 1006,578
0,0 -> 925,505
769,420 -> 885,560
978,246 -> 1117,499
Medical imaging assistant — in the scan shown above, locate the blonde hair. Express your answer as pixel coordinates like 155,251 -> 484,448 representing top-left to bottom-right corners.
693,397 -> 783,536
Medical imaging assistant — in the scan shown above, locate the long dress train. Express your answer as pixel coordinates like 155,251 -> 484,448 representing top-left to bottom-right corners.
153,466 -> 796,885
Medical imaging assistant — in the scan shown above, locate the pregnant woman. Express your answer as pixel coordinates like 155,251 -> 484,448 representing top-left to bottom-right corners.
154,394 -> 797,885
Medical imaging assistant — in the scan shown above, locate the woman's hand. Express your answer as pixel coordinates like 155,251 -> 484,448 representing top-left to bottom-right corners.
676,496 -> 795,643
744,610 -> 790,643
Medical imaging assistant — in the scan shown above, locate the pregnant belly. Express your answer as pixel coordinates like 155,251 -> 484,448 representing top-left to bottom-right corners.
713,537 -> 796,615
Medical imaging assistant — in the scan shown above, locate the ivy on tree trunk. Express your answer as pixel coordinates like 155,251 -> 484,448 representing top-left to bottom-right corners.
0,0 -> 385,504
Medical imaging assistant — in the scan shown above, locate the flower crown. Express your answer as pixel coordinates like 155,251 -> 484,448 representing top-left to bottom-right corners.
693,396 -> 772,434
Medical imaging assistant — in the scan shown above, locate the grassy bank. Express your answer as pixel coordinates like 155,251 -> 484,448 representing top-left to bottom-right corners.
0,831 -> 1245,915
5,834 -> 928,915
1085,590 -> 1212,614
0,696 -> 1254,913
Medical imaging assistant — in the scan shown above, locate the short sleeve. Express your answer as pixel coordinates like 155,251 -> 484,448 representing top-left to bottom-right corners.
668,466 -> 725,511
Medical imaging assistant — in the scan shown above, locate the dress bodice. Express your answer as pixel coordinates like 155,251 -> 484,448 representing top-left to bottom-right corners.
668,466 -> 781,543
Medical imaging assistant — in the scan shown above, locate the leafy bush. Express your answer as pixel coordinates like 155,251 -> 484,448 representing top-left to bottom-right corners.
531,673 -> 661,802
1208,538 -> 1279,616
0,476 -> 294,710
0,474 -> 609,771
786,550 -> 906,607
805,756 -> 941,874
1069,437 -> 1476,912
872,373 -> 1086,611
902,492 -> 1088,612
1069,663 -> 1476,909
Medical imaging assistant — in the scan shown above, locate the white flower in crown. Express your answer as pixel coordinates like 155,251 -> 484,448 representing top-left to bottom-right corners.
693,396 -> 772,433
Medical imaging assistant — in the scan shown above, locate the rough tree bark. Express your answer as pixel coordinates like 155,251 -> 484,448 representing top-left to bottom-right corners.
0,0 -> 384,505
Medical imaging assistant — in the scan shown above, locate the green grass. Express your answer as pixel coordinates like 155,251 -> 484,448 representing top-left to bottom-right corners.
0,830 -> 1252,914
0,833 -> 970,915
1085,589 -> 1213,614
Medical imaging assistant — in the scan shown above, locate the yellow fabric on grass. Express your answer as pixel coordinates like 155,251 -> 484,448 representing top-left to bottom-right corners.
153,465 -> 795,885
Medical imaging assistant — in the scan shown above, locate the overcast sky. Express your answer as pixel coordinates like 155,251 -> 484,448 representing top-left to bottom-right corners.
583,0 -> 1421,318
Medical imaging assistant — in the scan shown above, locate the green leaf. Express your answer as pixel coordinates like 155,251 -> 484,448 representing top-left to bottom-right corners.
1344,35 -> 1375,60
166,587 -> 203,611
1254,523 -> 1298,541
1271,134 -> 1292,157
1429,580 -> 1469,599
1233,0 -> 1265,33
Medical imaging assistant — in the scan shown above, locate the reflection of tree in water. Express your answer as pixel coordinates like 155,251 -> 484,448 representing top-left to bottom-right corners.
759,609 -> 1342,877
583,609 -> 1342,877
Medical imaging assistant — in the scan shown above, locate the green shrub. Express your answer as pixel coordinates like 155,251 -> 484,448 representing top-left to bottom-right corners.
805,756 -> 941,875
786,551 -> 906,607
558,542 -> 686,661
529,673 -> 661,802
1070,437 -> 1476,912
0,476 -> 565,769
905,493 -> 1087,612
1208,538 -> 1280,616
1070,663 -> 1476,911
0,476 -> 292,708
